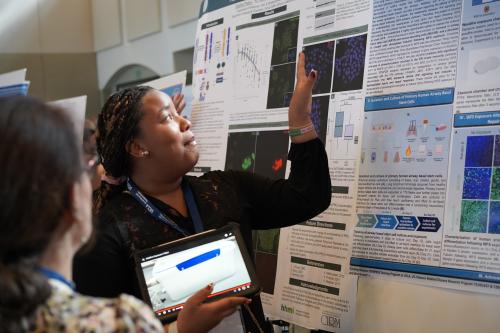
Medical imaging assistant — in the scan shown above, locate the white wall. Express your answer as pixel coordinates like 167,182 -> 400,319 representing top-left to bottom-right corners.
0,0 -> 93,53
94,0 -> 199,88
355,277 -> 500,333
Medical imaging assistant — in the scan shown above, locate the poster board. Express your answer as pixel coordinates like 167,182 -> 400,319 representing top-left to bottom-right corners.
191,0 -> 500,331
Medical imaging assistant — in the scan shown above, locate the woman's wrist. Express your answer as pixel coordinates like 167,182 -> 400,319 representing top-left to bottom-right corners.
289,122 -> 318,143
165,321 -> 178,333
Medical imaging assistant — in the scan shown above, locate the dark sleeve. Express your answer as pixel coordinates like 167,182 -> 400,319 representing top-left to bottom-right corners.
230,138 -> 331,229
73,214 -> 137,298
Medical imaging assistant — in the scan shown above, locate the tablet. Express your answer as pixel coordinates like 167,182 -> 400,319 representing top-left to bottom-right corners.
134,223 -> 260,323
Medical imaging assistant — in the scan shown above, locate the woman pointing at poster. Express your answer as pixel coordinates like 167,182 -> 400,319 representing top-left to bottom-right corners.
74,53 -> 331,332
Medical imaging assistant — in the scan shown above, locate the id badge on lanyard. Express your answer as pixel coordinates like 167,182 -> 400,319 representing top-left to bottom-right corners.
126,178 -> 204,235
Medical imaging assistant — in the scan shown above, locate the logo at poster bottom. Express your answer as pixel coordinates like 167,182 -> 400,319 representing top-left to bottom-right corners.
321,314 -> 341,329
280,304 -> 294,314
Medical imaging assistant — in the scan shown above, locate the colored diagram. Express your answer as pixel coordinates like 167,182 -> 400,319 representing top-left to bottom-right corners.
225,130 -> 289,180
360,105 -> 452,172
328,96 -> 363,159
303,40 -> 335,94
332,34 -> 367,92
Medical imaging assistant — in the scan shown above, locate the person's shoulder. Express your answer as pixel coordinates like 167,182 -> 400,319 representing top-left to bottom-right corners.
38,282 -> 163,332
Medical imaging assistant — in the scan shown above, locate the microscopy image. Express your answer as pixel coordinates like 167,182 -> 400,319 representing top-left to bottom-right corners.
494,135 -> 500,166
462,168 -> 492,199
267,62 -> 296,109
303,41 -> 335,94
254,130 -> 289,180
254,251 -> 278,294
225,132 -> 257,172
311,95 -> 330,144
460,200 -> 488,233
332,34 -> 367,92
255,229 -> 280,254
489,201 -> 500,234
491,168 -> 500,200
271,16 -> 299,66
465,135 -> 494,167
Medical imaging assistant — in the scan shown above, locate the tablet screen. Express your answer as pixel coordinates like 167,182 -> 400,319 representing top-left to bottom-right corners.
135,225 -> 257,320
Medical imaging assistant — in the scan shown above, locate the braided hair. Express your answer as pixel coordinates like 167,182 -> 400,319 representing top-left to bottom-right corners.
94,86 -> 153,212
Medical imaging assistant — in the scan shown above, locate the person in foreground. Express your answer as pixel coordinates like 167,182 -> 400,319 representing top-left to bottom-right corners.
74,52 -> 332,332
0,96 -> 248,332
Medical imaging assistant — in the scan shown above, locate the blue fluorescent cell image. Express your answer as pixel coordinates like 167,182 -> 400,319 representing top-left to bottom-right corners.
494,135 -> 500,166
465,135 -> 494,167
462,167 -> 492,199
303,41 -> 335,94
332,34 -> 367,92
489,201 -> 500,234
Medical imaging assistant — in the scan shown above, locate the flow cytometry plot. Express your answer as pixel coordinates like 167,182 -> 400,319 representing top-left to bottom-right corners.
271,16 -> 299,66
254,130 -> 289,180
462,168 -> 492,199
235,42 -> 264,90
225,132 -> 258,172
460,200 -> 488,233
267,62 -> 296,109
332,34 -> 367,92
311,95 -> 330,144
465,135 -> 494,167
489,201 -> 500,234
303,41 -> 335,94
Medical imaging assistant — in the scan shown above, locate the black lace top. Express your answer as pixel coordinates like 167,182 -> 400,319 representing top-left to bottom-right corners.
74,138 -> 331,332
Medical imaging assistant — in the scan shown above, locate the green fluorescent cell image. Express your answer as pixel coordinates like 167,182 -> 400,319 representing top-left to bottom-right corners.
491,168 -> 500,200
241,153 -> 255,170
460,200 -> 488,233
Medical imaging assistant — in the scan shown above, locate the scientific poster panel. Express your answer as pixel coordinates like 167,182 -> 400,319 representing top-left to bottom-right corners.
192,0 -> 500,331
192,1 -> 361,331
351,0 -> 500,296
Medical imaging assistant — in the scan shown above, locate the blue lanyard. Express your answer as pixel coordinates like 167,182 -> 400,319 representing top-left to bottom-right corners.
38,267 -> 75,290
126,177 -> 204,236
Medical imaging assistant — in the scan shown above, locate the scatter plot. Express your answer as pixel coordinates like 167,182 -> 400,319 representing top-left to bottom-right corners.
460,200 -> 488,233
254,130 -> 289,180
235,43 -> 265,90
332,34 -> 367,92
271,17 -> 299,66
465,135 -> 494,167
225,130 -> 289,180
462,168 -> 492,199
490,168 -> 500,200
303,41 -> 335,94
267,62 -> 296,109
311,95 -> 330,144
489,201 -> 500,234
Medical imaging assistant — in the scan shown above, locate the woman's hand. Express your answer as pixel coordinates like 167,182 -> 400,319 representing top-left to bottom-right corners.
174,284 -> 250,333
172,93 -> 186,115
288,52 -> 318,143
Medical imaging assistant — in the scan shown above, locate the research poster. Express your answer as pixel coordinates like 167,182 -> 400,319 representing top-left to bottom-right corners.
191,0 -> 500,331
